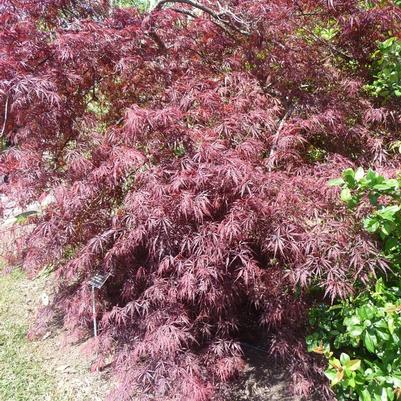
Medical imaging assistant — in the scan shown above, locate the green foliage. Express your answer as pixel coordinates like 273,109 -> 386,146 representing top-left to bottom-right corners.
365,37 -> 401,98
309,168 -> 401,400
85,86 -> 111,117
307,145 -> 327,162
113,0 -> 157,11
329,168 -> 401,267
171,140 -> 186,158
308,279 -> 401,401
313,21 -> 339,41
14,210 -> 38,225
389,140 -> 401,154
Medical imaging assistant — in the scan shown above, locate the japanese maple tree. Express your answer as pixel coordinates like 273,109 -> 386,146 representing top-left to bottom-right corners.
1,0 -> 400,400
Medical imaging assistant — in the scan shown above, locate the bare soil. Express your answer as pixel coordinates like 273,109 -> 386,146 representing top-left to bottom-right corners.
220,345 -> 302,401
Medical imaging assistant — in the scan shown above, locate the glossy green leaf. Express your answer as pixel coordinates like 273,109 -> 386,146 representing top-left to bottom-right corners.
328,177 -> 344,186
364,331 -> 376,353
355,167 -> 365,181
360,388 -> 372,401
341,187 -> 353,202
347,359 -> 361,371
340,353 -> 350,365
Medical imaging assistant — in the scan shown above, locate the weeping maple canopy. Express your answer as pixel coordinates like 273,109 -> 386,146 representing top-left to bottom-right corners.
1,0 -> 400,400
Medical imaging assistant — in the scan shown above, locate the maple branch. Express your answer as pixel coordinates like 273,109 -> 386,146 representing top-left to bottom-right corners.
156,0 -> 220,18
171,7 -> 197,18
148,30 -> 168,53
267,106 -> 295,172
293,1 -> 353,61
306,28 -> 353,61
147,0 -> 249,51
155,0 -> 251,35
171,7 -> 236,36
0,95 -> 9,137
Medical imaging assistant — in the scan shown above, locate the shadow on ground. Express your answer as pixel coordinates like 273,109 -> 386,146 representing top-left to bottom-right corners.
220,344 -> 302,401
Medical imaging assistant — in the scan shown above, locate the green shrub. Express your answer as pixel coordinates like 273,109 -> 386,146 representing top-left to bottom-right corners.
308,168 -> 401,400
308,279 -> 401,401
113,0 -> 157,11
365,37 -> 401,98
330,168 -> 401,267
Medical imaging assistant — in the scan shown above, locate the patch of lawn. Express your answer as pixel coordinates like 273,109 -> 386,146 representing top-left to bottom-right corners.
0,269 -> 56,401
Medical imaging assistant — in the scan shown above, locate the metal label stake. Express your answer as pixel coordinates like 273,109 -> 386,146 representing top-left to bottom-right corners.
88,273 -> 111,337
91,285 -> 98,337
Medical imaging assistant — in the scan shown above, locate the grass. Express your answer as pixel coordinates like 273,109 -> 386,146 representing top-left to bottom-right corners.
0,269 -> 56,401
0,264 -> 112,401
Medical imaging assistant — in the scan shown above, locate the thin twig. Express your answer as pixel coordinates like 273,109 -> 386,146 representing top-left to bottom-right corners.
0,95 -> 9,137
293,1 -> 353,62
155,0 -> 251,35
267,106 -> 295,172
306,28 -> 353,62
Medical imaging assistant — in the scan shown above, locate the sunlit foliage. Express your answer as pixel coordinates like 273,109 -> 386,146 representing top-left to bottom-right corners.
1,0 -> 401,400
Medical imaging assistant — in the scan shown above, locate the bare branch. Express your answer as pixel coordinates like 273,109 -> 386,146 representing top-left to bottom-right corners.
293,1 -> 353,61
305,28 -> 353,61
0,95 -> 9,137
267,106 -> 295,172
171,7 -> 197,19
148,30 -> 167,53
155,0 -> 251,35
171,7 -> 235,36
155,0 -> 220,19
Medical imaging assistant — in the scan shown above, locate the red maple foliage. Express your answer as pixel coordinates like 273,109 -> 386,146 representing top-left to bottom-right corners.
1,0 -> 401,400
